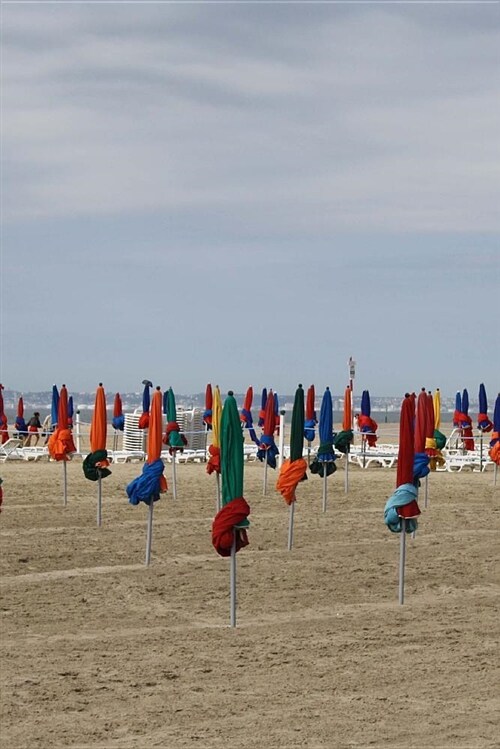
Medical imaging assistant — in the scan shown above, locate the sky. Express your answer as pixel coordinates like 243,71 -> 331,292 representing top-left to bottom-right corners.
1,1 -> 499,400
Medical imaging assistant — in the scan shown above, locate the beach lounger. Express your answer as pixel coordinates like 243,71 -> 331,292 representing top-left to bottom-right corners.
0,438 -> 24,462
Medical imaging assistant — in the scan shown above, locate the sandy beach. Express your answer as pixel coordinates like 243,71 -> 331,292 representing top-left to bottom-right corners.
1,442 -> 499,748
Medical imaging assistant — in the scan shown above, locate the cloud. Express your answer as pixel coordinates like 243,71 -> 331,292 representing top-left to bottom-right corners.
2,3 -> 499,231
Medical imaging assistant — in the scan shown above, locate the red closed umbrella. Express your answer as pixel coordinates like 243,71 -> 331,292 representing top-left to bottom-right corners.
0,384 -> 9,444
48,385 -> 76,506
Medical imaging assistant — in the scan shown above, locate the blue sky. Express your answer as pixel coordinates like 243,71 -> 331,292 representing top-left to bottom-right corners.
1,1 -> 499,399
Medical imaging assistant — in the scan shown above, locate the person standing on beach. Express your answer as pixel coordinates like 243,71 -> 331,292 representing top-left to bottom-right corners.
25,412 -> 42,447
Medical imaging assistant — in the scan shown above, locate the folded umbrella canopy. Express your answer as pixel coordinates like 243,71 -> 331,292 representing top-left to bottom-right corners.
83,384 -> 111,526
478,383 -> 493,432
67,396 -> 74,429
358,390 -> 378,447
425,391 -> 444,471
459,388 -> 474,451
127,387 -> 167,565
277,385 -> 307,550
112,393 -> 125,431
51,384 -> 60,429
489,394 -> 500,468
310,387 -> 337,513
258,388 -> 267,427
384,394 -> 425,605
163,387 -> 187,453
257,390 -> 279,469
453,391 -> 462,428
310,387 -> 336,477
304,385 -> 317,443
211,391 -> 250,627
15,397 -> 27,438
138,380 -> 152,430
433,389 -> 447,451
0,384 -> 8,444
240,386 -> 259,446
207,385 -> 222,477
48,385 -> 77,506
203,383 -> 213,430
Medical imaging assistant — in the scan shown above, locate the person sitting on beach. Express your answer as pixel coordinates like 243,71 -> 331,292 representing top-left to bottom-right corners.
25,412 -> 42,447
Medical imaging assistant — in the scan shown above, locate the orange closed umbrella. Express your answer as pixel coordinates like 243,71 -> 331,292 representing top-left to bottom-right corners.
126,387 -> 167,565
84,384 -> 111,526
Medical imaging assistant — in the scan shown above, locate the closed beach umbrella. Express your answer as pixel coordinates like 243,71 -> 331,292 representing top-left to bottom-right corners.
112,393 -> 125,431
488,395 -> 500,477
335,385 -> 354,493
203,384 -> 213,430
84,384 -> 111,525
277,384 -> 307,550
15,397 -> 27,439
359,390 -> 378,447
164,387 -> 187,500
51,384 -> 59,428
67,396 -> 74,428
310,387 -> 336,512
0,384 -> 8,444
126,387 -> 167,564
240,386 -> 259,446
207,387 -> 223,511
478,384 -> 493,432
460,388 -> 474,451
453,391 -> 462,428
384,394 -> 422,604
304,385 -> 317,443
211,391 -> 250,627
258,391 -> 279,466
138,380 -> 152,430
425,392 -> 444,473
258,388 -> 267,427
433,389 -> 447,450
48,385 -> 76,506
414,389 -> 427,454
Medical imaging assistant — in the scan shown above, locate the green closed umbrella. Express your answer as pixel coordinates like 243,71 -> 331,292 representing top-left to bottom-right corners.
164,387 -> 186,500
212,391 -> 250,627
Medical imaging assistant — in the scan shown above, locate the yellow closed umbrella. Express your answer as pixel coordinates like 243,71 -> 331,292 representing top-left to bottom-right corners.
207,386 -> 223,511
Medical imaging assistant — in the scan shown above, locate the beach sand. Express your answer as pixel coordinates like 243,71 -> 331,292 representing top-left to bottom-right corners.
0,444 -> 499,748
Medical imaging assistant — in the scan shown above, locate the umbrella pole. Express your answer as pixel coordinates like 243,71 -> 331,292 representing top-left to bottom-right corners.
287,501 -> 295,551
307,441 -> 311,466
145,501 -> 154,565
97,472 -> 102,527
75,412 -> 81,454
172,453 -> 177,500
479,432 -> 483,472
424,474 -> 429,509
263,457 -> 268,496
399,518 -> 407,605
362,435 -> 366,468
63,461 -> 68,507
215,472 -> 221,513
344,447 -> 349,494
113,429 -> 118,453
494,463 -> 498,486
278,412 -> 285,470
322,468 -> 327,513
230,532 -> 237,628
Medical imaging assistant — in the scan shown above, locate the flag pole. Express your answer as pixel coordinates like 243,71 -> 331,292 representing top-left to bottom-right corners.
399,518 -> 407,605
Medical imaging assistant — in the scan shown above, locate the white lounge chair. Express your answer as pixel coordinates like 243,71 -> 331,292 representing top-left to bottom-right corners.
0,438 -> 24,462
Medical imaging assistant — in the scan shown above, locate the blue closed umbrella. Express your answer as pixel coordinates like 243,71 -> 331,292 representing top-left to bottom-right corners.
258,388 -> 267,427
310,387 -> 337,511
453,391 -> 462,426
51,384 -> 59,428
478,383 -> 493,432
